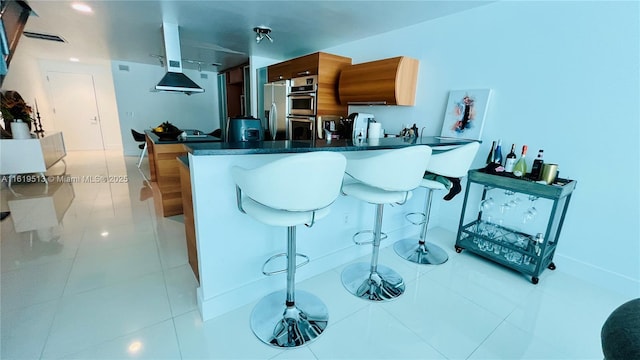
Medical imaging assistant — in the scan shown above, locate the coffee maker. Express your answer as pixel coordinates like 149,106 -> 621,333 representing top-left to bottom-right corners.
342,113 -> 376,139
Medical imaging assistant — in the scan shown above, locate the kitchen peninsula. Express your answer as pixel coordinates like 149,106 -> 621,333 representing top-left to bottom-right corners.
145,131 -> 220,217
185,136 -> 475,321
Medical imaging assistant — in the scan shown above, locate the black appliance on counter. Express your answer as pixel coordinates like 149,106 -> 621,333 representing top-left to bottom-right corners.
336,116 -> 354,140
226,116 -> 264,142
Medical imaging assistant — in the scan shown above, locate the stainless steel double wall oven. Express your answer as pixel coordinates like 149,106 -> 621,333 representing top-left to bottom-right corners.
287,75 -> 317,140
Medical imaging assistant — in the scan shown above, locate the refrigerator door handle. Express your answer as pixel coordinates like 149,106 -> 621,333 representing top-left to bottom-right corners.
285,113 -> 290,140
269,102 -> 277,140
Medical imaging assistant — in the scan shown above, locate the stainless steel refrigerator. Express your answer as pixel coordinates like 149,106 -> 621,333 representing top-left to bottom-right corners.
263,80 -> 289,140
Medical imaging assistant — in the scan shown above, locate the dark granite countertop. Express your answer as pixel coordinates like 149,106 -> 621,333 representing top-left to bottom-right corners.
186,136 -> 477,156
145,130 -> 222,144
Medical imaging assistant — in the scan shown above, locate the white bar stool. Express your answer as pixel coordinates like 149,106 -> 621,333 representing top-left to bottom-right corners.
394,142 -> 480,265
341,146 -> 432,301
232,151 -> 346,348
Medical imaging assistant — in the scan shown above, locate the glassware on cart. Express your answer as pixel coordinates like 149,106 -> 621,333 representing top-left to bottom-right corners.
523,195 -> 539,223
479,196 -> 495,213
505,189 -> 522,208
505,251 -> 523,265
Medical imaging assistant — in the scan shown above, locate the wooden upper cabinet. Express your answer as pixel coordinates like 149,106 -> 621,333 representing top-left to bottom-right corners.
267,52 -> 351,82
227,67 -> 243,84
288,52 -> 320,77
267,61 -> 292,82
338,56 -> 419,106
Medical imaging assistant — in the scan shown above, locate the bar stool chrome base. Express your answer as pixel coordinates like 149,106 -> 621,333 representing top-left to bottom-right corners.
250,289 -> 328,348
393,238 -> 449,265
341,263 -> 405,301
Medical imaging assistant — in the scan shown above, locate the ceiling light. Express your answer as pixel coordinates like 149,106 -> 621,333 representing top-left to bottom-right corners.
69,57 -> 79,62
71,3 -> 93,13
254,26 -> 273,44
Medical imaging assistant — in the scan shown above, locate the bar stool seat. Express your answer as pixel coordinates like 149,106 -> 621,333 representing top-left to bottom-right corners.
394,141 -> 480,265
341,146 -> 432,301
239,197 -> 331,227
232,151 -> 346,348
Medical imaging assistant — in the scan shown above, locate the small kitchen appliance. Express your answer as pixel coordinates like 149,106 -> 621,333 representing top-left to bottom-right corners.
347,113 -> 375,139
226,116 -> 264,142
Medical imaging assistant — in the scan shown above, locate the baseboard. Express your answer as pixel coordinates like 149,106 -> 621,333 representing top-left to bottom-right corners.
554,253 -> 640,298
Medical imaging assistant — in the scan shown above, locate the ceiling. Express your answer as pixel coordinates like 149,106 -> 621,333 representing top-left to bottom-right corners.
18,1 -> 492,72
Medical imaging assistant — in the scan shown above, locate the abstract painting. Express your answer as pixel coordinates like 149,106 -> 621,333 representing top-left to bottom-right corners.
439,89 -> 492,141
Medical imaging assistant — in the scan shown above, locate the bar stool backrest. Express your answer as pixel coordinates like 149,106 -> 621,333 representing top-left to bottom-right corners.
427,142 -> 480,178
231,152 -> 347,212
345,145 -> 432,192
131,129 -> 145,142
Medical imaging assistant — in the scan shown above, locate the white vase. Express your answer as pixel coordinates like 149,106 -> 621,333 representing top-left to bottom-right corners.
10,119 -> 31,139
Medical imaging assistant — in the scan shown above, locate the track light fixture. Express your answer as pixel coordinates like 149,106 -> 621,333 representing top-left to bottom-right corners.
254,26 -> 273,44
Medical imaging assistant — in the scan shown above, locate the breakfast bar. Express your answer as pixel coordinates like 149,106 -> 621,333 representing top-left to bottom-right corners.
145,130 -> 220,216
185,136 -> 474,320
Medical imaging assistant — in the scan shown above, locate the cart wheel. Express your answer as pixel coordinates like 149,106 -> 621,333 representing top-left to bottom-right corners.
548,262 -> 556,270
531,277 -> 539,285
455,246 -> 463,253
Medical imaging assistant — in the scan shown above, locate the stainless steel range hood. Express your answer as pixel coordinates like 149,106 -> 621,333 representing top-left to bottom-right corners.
155,22 -> 204,94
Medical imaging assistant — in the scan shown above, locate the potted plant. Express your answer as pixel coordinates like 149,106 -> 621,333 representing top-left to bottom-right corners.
1,90 -> 33,138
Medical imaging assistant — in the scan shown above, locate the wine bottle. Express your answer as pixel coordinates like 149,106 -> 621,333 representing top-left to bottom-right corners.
504,144 -> 517,173
530,149 -> 544,180
494,139 -> 503,165
513,145 -> 528,177
486,141 -> 496,164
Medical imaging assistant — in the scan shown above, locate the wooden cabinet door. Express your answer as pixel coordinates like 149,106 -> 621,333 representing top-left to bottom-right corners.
227,67 -> 243,84
267,61 -> 292,82
288,53 -> 319,78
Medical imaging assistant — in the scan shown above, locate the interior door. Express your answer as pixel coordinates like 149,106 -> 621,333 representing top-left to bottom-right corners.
46,71 -> 105,150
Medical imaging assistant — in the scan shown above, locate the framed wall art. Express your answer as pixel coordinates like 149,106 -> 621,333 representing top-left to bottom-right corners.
439,89 -> 492,141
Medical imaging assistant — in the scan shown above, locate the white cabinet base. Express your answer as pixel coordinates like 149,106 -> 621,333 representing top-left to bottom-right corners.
0,132 -> 66,183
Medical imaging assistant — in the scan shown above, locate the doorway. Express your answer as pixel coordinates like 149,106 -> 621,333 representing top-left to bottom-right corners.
46,71 -> 105,151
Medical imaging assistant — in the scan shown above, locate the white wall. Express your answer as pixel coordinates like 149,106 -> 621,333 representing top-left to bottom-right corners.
110,61 -> 219,156
324,1 -> 640,295
2,56 -> 122,150
2,53 -> 53,133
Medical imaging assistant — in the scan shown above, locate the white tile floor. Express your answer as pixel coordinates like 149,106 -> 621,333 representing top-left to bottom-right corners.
1,150 -> 633,359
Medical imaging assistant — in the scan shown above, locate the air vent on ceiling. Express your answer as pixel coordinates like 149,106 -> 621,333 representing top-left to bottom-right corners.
23,31 -> 66,43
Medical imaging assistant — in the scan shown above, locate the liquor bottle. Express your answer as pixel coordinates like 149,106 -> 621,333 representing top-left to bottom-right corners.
504,144 -> 517,173
513,145 -> 528,177
494,139 -> 503,165
485,141 -> 496,164
530,149 -> 544,180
